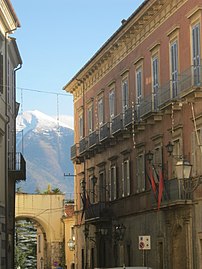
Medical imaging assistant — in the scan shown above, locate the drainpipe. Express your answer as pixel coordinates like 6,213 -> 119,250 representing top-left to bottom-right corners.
4,27 -> 17,269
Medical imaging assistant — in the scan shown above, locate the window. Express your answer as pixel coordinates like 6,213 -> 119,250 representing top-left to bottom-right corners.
136,67 -> 142,120
98,97 -> 104,126
136,154 -> 145,192
99,170 -> 106,202
109,89 -> 115,119
87,106 -> 93,134
122,159 -> 130,197
122,78 -> 129,113
152,56 -> 159,110
109,165 -> 117,201
79,114 -> 83,139
153,147 -> 163,182
170,40 -> 178,97
136,67 -> 142,104
192,23 -> 201,85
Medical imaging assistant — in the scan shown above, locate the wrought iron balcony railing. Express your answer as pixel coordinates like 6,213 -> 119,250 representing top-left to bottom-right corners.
99,122 -> 111,141
158,65 -> 202,107
79,137 -> 88,154
85,202 -> 107,221
151,178 -> 192,208
70,144 -> 79,159
123,107 -> 133,127
8,152 -> 26,180
88,130 -> 99,149
111,113 -> 123,134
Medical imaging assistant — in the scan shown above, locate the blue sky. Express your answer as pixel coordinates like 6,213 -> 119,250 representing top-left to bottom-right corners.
11,0 -> 144,119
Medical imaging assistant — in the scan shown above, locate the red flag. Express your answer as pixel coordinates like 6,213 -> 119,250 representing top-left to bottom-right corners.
150,167 -> 157,194
158,170 -> 164,210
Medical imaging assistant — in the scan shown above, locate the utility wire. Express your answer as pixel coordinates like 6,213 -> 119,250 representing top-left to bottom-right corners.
16,86 -> 72,96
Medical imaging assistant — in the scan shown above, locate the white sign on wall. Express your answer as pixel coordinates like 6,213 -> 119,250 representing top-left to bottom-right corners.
138,235 -> 151,250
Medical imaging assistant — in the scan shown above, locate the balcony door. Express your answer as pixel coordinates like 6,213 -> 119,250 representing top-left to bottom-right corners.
192,23 -> 201,85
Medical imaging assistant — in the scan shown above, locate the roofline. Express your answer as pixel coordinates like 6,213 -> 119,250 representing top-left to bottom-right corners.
6,0 -> 21,28
63,0 -> 149,91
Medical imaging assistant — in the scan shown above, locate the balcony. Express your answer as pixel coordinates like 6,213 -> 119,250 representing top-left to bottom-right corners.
158,65 -> 202,107
70,144 -> 79,160
150,178 -> 192,208
8,152 -> 26,181
88,130 -> 99,149
123,107 -> 133,127
85,202 -> 111,222
163,178 -> 192,203
111,113 -> 123,135
99,122 -> 111,142
79,137 -> 88,154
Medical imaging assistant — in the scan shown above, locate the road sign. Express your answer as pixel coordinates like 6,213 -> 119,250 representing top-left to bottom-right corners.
138,235 -> 151,250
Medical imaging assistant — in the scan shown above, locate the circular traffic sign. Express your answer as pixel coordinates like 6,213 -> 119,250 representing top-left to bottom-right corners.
139,241 -> 145,249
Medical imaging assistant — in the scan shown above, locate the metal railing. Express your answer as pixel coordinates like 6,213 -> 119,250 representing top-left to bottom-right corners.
89,130 -> 99,148
99,122 -> 111,141
8,152 -> 26,180
111,113 -> 123,134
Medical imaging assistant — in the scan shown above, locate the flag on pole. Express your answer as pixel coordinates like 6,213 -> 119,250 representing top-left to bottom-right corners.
158,170 -> 164,210
150,167 -> 157,194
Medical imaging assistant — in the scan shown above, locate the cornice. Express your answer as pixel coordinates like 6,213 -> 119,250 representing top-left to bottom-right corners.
66,0 -> 189,102
0,0 -> 19,32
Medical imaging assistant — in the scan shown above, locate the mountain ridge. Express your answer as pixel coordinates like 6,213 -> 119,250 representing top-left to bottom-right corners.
16,110 -> 74,198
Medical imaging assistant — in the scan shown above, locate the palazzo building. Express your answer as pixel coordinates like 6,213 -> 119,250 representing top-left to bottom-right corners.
64,0 -> 202,268
0,1 -> 26,268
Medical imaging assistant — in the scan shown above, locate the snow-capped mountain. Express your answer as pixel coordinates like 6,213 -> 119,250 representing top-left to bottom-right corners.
16,110 -> 74,198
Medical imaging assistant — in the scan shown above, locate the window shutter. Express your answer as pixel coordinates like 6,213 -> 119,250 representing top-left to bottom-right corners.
109,167 -> 112,201
121,162 -> 124,197
141,154 -> 145,191
127,160 -> 130,196
114,166 -> 117,200
0,53 -> 3,94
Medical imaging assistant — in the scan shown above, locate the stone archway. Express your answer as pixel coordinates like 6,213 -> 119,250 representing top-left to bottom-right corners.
15,193 -> 65,269
15,217 -> 48,269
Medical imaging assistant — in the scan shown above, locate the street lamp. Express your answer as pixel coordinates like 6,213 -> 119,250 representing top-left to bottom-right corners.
67,238 -> 75,251
175,160 -> 192,180
114,224 -> 126,241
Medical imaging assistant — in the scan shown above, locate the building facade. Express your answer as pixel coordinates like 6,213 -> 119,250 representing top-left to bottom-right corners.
63,204 -> 76,269
64,0 -> 202,268
0,1 -> 26,268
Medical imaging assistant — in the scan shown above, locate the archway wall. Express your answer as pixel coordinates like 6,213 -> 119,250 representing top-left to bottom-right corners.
15,193 -> 65,243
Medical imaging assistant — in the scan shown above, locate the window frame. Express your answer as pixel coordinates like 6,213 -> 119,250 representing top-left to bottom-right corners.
136,153 -> 146,193
192,22 -> 201,85
152,55 -> 159,110
98,96 -> 104,126
109,164 -> 117,201
121,159 -> 130,197
78,112 -> 83,140
170,39 -> 179,98
109,88 -> 115,119
121,77 -> 129,113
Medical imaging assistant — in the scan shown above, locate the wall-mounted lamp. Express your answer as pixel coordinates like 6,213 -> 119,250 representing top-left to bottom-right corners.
80,179 -> 86,193
175,160 -> 192,180
146,150 -> 154,163
165,141 -> 174,156
67,238 -> 75,251
91,175 -> 97,185
114,224 -> 126,241
83,225 -> 96,243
